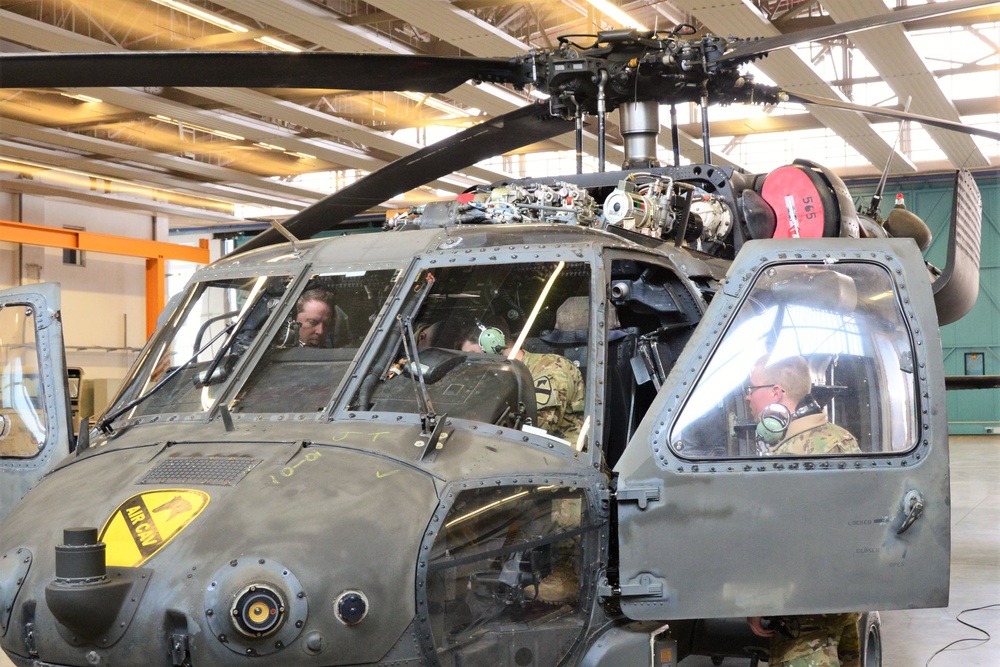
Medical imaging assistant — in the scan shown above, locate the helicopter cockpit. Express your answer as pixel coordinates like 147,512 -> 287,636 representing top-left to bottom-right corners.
105,267 -> 402,424
352,260 -> 595,449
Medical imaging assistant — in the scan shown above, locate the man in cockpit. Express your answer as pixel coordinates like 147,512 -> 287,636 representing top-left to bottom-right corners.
454,318 -> 585,445
745,354 -> 860,456
745,353 -> 862,667
295,289 -> 337,348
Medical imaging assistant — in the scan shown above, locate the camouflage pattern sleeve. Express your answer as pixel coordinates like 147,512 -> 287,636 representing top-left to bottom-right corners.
768,612 -> 862,667
521,351 -> 586,442
773,422 -> 862,456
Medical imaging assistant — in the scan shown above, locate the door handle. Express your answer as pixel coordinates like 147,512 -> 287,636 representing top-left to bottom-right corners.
896,490 -> 925,535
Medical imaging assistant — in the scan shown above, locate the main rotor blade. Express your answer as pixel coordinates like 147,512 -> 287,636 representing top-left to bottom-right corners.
721,0 -> 999,64
0,51 -> 528,92
785,90 -> 1000,142
232,103 -> 573,255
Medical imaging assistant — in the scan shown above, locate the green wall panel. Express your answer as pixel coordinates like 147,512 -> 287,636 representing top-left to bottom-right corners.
849,170 -> 1000,434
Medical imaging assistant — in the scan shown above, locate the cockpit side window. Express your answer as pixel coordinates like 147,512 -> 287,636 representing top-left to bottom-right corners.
0,304 -> 46,458
670,262 -> 918,458
231,270 -> 398,413
351,261 -> 593,449
423,485 -> 593,666
111,275 -> 291,419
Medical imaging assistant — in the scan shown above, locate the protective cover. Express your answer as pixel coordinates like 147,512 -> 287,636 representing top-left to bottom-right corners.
932,169 -> 982,325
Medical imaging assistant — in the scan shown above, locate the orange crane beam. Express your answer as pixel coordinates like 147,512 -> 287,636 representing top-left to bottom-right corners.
0,219 -> 211,336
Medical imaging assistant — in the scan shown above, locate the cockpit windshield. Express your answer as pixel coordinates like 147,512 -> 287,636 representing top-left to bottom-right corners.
351,261 -> 593,449
108,268 -> 403,423
111,275 -> 292,422
231,269 -> 399,413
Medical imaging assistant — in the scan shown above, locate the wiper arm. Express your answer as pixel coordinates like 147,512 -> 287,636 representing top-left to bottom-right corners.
98,320 -> 238,435
357,272 -> 436,410
400,315 -> 450,461
399,315 -> 437,424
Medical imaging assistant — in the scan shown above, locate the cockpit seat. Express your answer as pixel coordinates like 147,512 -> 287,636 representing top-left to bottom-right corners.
537,296 -> 593,378
529,296 -> 638,465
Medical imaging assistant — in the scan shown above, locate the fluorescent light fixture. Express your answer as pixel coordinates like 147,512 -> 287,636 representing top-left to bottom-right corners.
150,0 -> 299,52
582,0 -> 648,31
254,36 -> 302,52
151,114 -> 245,141
0,156 -> 234,213
61,92 -> 103,103
150,0 -> 249,33
249,147 -> 314,159
398,91 -> 471,117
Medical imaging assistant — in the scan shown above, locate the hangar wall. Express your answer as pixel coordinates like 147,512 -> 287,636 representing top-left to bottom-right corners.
850,170 -> 1000,435
0,192 -> 213,419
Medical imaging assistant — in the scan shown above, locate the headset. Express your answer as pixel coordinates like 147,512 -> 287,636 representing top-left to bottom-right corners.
476,321 -> 507,355
756,396 -> 823,446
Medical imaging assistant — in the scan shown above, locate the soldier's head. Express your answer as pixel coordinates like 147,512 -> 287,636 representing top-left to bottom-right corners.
457,317 -> 510,355
414,321 -> 443,349
295,289 -> 336,347
746,354 -> 812,421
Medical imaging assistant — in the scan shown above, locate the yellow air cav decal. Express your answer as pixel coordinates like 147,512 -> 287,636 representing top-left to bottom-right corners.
99,489 -> 210,567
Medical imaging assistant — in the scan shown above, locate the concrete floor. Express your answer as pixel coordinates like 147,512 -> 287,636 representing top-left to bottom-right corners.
2,437 -> 998,667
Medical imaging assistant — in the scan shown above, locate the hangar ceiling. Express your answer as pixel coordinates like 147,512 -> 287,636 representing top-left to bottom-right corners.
0,0 -> 997,229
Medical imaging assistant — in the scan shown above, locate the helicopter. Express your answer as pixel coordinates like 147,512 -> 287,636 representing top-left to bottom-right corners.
0,1 -> 995,666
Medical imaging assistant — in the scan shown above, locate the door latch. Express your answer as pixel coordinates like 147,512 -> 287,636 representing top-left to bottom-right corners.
896,490 -> 924,535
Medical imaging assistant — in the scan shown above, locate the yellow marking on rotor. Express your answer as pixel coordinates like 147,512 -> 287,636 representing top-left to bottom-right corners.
99,489 -> 210,567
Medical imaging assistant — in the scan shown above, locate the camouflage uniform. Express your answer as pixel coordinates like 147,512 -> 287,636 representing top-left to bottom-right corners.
768,613 -> 862,667
521,350 -> 585,443
769,414 -> 862,456
767,414 -> 863,666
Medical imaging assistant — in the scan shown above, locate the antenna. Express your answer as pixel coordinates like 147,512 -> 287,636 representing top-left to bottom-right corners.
867,96 -> 912,219
268,218 -> 302,255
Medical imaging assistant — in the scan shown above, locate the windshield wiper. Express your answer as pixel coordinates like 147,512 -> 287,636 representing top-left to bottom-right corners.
399,314 -> 449,460
97,320 -> 238,435
357,272 -> 436,409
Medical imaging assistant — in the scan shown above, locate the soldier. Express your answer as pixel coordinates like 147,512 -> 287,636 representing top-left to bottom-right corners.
745,354 -> 861,456
295,289 -> 336,347
745,353 -> 862,667
456,319 -> 585,444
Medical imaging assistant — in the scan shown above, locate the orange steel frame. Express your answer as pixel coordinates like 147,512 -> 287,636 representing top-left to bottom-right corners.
0,220 -> 210,337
